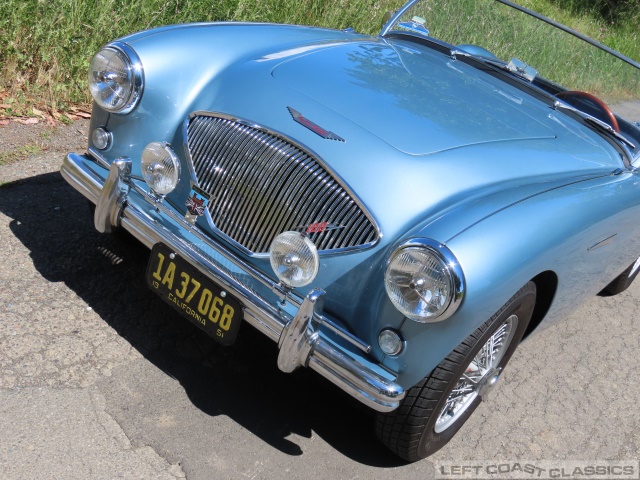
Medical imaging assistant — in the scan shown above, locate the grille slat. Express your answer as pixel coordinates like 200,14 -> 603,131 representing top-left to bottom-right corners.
238,148 -> 303,251
260,158 -> 321,251
211,126 -> 260,234
255,158 -> 312,252
294,170 -> 331,237
186,114 -> 379,254
201,121 -> 244,193
195,121 -> 231,192
319,195 -> 353,250
224,134 -> 281,243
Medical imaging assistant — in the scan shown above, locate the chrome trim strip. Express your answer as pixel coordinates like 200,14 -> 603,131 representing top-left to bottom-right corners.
88,149 -> 147,182
318,315 -> 372,354
181,112 -> 382,257
588,234 -> 617,251
61,152 -> 402,412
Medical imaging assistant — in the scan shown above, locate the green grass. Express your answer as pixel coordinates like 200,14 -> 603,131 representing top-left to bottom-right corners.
0,0 -> 638,113
403,0 -> 639,102
520,0 -> 640,63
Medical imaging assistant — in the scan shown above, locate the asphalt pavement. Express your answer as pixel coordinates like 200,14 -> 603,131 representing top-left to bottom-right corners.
0,123 -> 639,479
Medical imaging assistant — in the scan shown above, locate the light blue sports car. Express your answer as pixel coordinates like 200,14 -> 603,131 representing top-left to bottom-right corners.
62,0 -> 640,461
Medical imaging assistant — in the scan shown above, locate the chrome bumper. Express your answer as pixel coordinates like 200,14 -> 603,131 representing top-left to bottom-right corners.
61,152 -> 405,412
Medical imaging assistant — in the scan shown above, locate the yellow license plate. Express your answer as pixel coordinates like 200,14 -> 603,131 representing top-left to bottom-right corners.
146,243 -> 242,345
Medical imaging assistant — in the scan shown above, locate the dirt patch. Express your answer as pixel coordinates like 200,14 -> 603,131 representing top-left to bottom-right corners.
0,118 -> 89,183
0,118 -> 89,156
612,100 -> 640,122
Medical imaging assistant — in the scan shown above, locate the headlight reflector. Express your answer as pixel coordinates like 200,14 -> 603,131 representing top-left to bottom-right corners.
269,232 -> 319,288
385,240 -> 464,322
141,142 -> 181,196
88,43 -> 143,114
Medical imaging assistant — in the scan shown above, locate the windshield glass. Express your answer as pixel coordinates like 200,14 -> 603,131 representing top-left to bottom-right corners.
384,0 -> 640,127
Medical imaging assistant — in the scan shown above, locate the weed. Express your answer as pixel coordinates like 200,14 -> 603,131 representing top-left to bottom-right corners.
0,145 -> 43,166
58,115 -> 73,126
38,129 -> 53,141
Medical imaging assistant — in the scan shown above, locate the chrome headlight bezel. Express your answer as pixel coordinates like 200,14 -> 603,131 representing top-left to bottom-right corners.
384,238 -> 465,323
88,42 -> 144,114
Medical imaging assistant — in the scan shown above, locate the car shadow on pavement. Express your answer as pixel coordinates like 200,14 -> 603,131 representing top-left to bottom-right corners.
0,172 -> 406,468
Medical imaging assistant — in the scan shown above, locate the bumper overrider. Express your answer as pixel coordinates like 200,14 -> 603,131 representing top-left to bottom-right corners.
61,152 -> 405,412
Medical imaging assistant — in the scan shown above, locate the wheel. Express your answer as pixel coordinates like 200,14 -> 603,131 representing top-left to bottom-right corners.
599,256 -> 640,296
556,90 -> 620,132
376,282 -> 536,462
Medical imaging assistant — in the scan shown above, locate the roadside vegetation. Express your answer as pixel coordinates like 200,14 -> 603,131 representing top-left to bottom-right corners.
0,0 -> 638,117
0,145 -> 43,166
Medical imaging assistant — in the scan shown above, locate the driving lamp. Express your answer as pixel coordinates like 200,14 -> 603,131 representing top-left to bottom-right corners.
269,231 -> 319,288
141,142 -> 181,196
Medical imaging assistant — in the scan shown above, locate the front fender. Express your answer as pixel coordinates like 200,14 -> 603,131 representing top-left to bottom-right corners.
88,23 -> 363,177
385,169 -> 640,389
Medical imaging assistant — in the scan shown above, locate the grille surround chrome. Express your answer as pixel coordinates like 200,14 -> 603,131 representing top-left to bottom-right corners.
182,112 -> 381,256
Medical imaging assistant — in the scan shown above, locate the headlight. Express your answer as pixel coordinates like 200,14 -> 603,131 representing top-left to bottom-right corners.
141,142 -> 181,196
385,239 -> 464,322
269,232 -> 319,288
88,42 -> 143,114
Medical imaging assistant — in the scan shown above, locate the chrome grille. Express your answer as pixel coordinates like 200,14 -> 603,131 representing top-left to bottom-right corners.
185,114 -> 379,254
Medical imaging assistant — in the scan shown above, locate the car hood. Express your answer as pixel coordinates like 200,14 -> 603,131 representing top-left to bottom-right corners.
271,39 -> 556,155
262,38 -> 621,243
121,26 -> 622,247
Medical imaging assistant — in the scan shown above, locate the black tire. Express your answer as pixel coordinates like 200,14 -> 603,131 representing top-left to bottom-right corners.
599,257 -> 640,296
376,282 -> 536,462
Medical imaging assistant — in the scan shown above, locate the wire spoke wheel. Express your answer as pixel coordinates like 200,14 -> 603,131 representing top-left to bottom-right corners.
375,282 -> 536,462
434,314 -> 518,433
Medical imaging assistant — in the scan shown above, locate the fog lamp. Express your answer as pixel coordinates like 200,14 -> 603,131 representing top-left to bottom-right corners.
378,329 -> 404,356
269,231 -> 319,288
141,142 -> 180,196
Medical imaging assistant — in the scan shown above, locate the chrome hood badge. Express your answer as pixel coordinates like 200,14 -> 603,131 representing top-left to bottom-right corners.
288,107 -> 345,142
